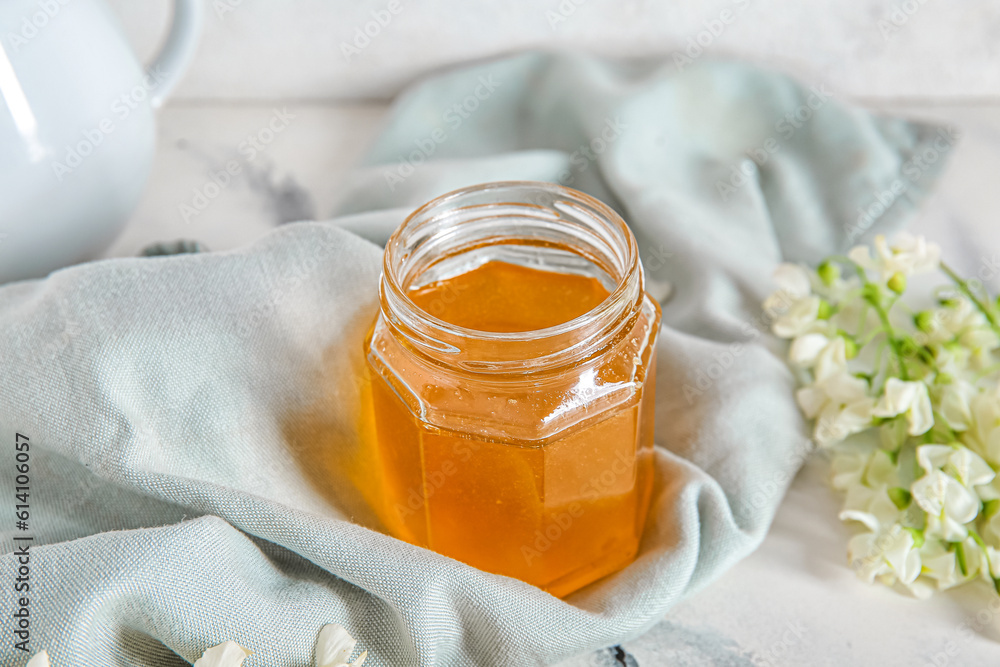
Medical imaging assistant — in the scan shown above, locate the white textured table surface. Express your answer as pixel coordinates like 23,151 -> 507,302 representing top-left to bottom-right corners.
109,0 -> 1000,101
102,101 -> 1000,666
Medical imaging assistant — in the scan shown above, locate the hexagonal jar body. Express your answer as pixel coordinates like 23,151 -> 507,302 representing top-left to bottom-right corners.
364,182 -> 660,597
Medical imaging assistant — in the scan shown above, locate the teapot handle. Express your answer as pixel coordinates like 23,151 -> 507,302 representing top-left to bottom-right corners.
147,0 -> 203,109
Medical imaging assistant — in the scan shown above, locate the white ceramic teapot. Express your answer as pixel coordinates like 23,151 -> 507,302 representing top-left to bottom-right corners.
0,0 -> 202,284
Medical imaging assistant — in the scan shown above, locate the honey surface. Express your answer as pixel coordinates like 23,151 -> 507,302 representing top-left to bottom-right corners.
408,260 -> 610,332
366,260 -> 656,597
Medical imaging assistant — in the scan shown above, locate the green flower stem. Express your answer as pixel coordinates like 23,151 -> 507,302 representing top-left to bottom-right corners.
866,284 -> 911,381
856,303 -> 871,340
941,261 -> 1000,337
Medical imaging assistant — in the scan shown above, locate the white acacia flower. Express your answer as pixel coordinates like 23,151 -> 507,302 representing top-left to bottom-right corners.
772,263 -> 812,299
919,538 -> 984,590
848,233 -> 940,279
965,387 -> 1000,465
194,642 -> 251,667
796,371 -> 875,446
839,484 -> 900,534
979,498 -> 1000,547
27,651 -> 50,667
986,546 -> 1000,578
933,343 -> 974,381
768,234 -> 1000,601
773,295 -> 822,339
790,334 -> 851,381
916,444 -> 995,488
938,380 -> 977,432
911,469 -> 981,541
940,298 -> 1000,355
847,522 -> 921,586
813,337 -> 850,382
789,332 -> 831,367
763,262 -> 812,313
977,476 -> 1000,503
919,542 -> 960,589
316,624 -> 367,667
872,378 -> 934,436
831,449 -> 869,491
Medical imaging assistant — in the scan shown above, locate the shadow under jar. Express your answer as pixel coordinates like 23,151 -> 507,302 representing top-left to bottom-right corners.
364,181 -> 661,598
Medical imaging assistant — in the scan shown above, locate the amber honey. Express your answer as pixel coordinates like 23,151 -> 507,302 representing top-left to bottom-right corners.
364,182 -> 660,597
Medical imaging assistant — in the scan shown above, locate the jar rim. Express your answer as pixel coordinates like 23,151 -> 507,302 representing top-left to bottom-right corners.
380,181 -> 643,373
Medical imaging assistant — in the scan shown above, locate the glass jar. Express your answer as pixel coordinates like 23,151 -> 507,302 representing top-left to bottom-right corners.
363,181 -> 660,597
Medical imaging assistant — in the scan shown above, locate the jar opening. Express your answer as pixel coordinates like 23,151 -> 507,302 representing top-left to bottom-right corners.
380,181 -> 643,374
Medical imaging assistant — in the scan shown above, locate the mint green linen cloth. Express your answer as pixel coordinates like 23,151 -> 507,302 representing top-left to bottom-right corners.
0,53 -> 951,666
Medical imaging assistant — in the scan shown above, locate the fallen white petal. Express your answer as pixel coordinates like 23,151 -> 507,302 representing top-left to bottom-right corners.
317,623 -> 359,667
194,642 -> 251,667
26,651 -> 50,667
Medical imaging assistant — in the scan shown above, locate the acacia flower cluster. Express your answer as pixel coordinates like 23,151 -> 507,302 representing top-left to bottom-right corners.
766,232 -> 1000,598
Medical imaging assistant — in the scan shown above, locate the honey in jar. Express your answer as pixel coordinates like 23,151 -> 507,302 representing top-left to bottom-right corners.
364,181 -> 660,597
